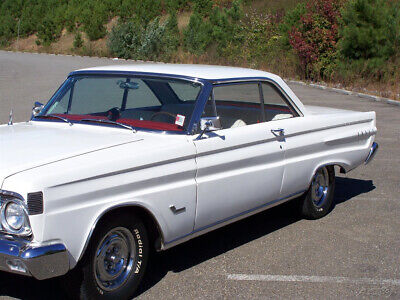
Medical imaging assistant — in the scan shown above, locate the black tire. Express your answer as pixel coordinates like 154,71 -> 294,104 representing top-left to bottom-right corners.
299,165 -> 335,219
66,214 -> 149,300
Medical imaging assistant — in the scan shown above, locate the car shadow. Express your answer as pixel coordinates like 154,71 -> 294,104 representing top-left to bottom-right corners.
135,176 -> 376,297
0,176 -> 375,299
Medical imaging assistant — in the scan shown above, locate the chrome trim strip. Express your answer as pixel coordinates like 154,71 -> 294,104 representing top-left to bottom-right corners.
365,142 -> 379,165
50,155 -> 196,188
194,119 -> 373,158
210,77 -> 304,117
163,189 -> 306,246
0,190 -> 25,201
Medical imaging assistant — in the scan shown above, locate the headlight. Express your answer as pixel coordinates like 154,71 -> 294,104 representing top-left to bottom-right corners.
0,197 -> 32,236
5,202 -> 25,230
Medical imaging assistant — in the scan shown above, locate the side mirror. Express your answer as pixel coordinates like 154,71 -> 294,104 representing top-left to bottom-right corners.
198,116 -> 221,139
32,101 -> 44,117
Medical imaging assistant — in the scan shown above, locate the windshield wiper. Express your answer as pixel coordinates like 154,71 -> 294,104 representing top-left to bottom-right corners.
80,119 -> 136,133
35,114 -> 73,126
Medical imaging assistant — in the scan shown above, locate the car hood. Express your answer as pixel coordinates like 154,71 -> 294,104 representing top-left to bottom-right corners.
0,121 -> 143,186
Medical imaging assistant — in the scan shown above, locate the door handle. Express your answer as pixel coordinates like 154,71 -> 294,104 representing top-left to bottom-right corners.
169,205 -> 186,214
271,128 -> 285,136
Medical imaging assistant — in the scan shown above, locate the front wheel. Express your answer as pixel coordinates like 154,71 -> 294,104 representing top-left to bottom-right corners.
299,165 -> 335,219
67,214 -> 149,300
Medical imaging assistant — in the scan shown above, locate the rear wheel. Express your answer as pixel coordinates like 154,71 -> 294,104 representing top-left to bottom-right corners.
67,214 -> 149,300
300,165 -> 335,219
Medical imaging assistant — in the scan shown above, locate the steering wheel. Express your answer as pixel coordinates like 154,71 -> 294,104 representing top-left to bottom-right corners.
150,111 -> 177,123
107,107 -> 121,121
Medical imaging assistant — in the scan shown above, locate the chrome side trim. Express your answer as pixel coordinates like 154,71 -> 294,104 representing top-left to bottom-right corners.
0,237 -> 69,280
365,142 -> 379,165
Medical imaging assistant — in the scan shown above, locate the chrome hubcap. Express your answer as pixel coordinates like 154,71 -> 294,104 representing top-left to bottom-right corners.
94,227 -> 135,291
311,167 -> 329,207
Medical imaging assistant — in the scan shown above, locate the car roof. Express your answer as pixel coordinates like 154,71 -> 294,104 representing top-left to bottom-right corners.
75,63 -> 282,81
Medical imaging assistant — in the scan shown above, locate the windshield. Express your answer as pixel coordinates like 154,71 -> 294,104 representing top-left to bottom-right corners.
39,75 -> 202,132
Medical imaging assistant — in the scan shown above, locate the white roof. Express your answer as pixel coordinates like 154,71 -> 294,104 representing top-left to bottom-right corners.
77,63 -> 281,81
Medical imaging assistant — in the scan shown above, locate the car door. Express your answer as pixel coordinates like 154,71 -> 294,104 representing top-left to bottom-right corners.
258,81 -> 307,199
193,82 -> 286,231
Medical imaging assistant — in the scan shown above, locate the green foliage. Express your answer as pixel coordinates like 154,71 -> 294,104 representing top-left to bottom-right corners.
165,0 -> 190,13
37,16 -> 61,46
278,2 -> 306,49
339,0 -> 400,61
80,3 -> 108,40
193,0 -> 213,17
108,14 -> 180,60
184,1 -> 242,55
108,19 -> 143,59
183,12 -> 213,54
73,31 -> 84,48
0,15 -> 17,46
335,0 -> 400,81
119,0 -> 162,24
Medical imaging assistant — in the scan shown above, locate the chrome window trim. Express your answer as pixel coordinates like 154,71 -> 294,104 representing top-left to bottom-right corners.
210,77 -> 304,117
37,71 -> 207,135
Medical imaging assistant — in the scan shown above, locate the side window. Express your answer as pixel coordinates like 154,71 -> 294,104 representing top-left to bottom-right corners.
261,82 -> 295,121
212,83 -> 262,129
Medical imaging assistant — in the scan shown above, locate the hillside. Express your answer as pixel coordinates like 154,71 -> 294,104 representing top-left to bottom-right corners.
1,0 -> 399,99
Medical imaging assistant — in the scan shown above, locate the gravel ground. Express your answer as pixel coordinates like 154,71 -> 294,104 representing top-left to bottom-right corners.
0,51 -> 399,299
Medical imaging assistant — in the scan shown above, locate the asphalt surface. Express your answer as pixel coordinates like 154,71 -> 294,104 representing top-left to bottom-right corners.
0,51 -> 399,299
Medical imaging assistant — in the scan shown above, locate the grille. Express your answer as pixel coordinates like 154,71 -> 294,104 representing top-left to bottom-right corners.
27,192 -> 44,215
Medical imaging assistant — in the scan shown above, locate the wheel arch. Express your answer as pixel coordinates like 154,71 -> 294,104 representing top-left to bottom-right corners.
77,203 -> 164,264
306,161 -> 348,189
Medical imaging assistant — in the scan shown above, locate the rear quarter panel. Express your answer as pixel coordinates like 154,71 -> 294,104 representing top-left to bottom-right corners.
277,110 -> 376,198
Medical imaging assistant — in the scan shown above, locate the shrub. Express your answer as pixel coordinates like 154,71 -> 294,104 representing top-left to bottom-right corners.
165,0 -> 190,13
73,31 -> 84,48
37,16 -> 61,46
108,14 -> 180,60
81,3 -> 109,40
139,17 -> 175,60
288,0 -> 342,79
108,19 -> 144,59
278,2 -> 306,50
339,0 -> 400,61
126,0 -> 162,24
0,14 -> 17,44
193,0 -> 214,17
183,12 -> 213,54
162,11 -> 181,56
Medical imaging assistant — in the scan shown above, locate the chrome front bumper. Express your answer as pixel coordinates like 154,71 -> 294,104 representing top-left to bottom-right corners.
365,142 -> 379,165
0,236 -> 69,280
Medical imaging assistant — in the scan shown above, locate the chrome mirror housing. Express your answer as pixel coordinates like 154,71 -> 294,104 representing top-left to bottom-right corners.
200,116 -> 221,132
32,101 -> 44,117
198,116 -> 221,139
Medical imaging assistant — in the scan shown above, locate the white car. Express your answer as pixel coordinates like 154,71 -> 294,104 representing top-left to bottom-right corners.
0,64 -> 378,299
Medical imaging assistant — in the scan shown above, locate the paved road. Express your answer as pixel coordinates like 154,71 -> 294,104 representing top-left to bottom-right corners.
0,51 -> 399,299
